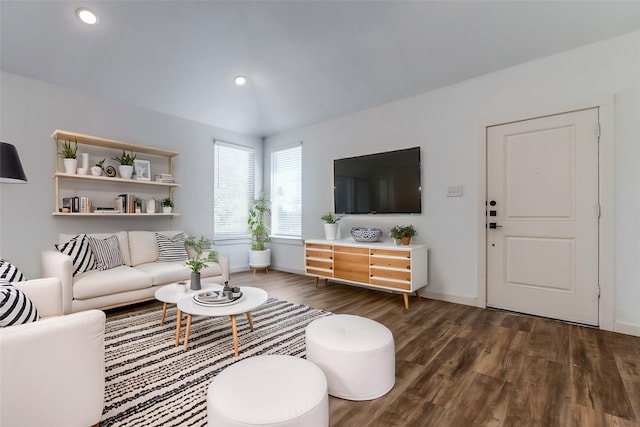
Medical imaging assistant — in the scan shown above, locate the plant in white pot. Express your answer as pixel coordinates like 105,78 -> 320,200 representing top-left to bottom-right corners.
58,139 -> 78,174
390,224 -> 416,245
161,197 -> 173,213
112,150 -> 136,179
91,158 -> 105,176
248,192 -> 271,273
184,235 -> 218,291
320,212 -> 340,240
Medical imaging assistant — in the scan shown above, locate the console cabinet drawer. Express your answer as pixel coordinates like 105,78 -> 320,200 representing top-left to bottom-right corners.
370,267 -> 411,282
334,252 -> 369,283
306,249 -> 333,260
370,257 -> 411,270
334,245 -> 369,255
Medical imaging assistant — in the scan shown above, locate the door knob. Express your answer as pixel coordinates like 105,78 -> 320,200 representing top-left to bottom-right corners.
489,223 -> 503,229
489,200 -> 497,206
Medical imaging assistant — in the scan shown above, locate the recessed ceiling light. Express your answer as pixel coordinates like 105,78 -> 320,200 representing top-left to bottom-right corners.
76,8 -> 99,25
234,76 -> 247,86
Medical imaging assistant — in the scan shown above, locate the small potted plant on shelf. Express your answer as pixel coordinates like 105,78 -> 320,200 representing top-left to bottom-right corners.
58,139 -> 78,174
161,197 -> 174,213
320,212 -> 340,240
135,197 -> 143,213
248,192 -> 271,273
112,150 -> 137,179
91,158 -> 105,176
390,224 -> 416,245
185,235 -> 218,290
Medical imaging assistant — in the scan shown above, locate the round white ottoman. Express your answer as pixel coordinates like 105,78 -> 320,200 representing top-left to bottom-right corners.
207,355 -> 328,427
305,314 -> 395,401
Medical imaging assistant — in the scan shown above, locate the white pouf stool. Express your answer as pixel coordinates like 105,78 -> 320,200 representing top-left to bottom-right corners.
305,314 -> 395,401
207,355 -> 328,427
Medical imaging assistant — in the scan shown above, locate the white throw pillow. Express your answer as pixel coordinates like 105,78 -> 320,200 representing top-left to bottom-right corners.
55,234 -> 96,276
0,281 -> 39,327
88,235 -> 124,271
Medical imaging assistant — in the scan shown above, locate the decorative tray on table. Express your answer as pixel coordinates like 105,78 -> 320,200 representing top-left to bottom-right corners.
193,289 -> 242,307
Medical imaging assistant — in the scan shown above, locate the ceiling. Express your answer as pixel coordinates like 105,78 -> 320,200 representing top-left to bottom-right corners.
3,1 -> 640,138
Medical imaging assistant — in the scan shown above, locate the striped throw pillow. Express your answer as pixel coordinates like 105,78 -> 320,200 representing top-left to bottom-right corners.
0,259 -> 25,282
55,234 -> 96,276
156,232 -> 188,262
88,235 -> 124,271
0,281 -> 39,327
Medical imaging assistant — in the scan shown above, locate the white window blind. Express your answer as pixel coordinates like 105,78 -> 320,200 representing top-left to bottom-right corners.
271,145 -> 302,237
213,141 -> 255,238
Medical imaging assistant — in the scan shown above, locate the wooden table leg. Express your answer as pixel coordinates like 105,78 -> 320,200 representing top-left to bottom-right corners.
230,314 -> 239,356
403,293 -> 409,310
245,312 -> 254,331
183,314 -> 192,351
160,302 -> 168,325
314,277 -> 319,288
175,308 -> 182,347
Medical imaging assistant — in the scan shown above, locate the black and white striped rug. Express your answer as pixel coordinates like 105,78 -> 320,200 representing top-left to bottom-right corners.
101,297 -> 332,426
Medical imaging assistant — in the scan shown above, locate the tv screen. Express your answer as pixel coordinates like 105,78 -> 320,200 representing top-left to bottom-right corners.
334,147 -> 422,214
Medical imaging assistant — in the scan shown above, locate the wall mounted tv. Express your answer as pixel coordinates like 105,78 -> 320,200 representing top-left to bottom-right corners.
334,146 -> 422,214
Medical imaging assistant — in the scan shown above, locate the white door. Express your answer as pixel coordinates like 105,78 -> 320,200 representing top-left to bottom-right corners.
486,108 -> 599,325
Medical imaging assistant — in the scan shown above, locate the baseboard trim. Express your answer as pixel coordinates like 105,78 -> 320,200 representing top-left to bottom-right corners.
420,290 -> 478,307
614,321 -> 640,337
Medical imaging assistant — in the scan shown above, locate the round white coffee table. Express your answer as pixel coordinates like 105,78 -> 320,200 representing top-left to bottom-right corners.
176,286 -> 268,356
154,282 -> 222,325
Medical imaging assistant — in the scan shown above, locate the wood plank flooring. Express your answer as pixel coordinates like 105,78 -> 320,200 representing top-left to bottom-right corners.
114,270 -> 640,426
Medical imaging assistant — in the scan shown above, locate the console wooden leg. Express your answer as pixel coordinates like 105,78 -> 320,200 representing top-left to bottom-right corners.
230,314 -> 239,356
415,289 -> 421,299
403,293 -> 409,310
315,277 -> 319,288
175,309 -> 182,347
183,314 -> 192,351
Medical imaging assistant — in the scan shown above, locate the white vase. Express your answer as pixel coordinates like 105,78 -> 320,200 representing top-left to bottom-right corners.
90,166 -> 103,176
163,206 -> 172,213
81,153 -> 89,170
146,198 -> 156,213
323,223 -> 338,240
63,158 -> 77,174
118,165 -> 134,179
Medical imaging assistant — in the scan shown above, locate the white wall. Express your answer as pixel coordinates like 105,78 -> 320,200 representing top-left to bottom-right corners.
265,30 -> 640,334
0,71 -> 262,277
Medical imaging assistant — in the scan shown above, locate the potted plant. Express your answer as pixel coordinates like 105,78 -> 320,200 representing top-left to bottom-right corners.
112,150 -> 137,179
321,212 -> 340,240
390,225 -> 416,245
91,158 -> 105,176
161,197 -> 173,213
184,235 -> 218,290
248,192 -> 271,272
58,139 -> 78,174
135,197 -> 143,213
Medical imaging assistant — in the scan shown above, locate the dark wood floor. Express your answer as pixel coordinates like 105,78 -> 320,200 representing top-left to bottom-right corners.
117,270 -> 640,427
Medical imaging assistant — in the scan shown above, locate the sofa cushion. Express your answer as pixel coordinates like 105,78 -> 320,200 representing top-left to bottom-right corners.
134,261 -> 192,285
60,231 -> 130,266
128,231 -> 158,266
55,234 -> 96,276
72,266 -> 153,300
0,282 -> 39,327
88,235 -> 124,271
0,259 -> 25,282
155,232 -> 188,262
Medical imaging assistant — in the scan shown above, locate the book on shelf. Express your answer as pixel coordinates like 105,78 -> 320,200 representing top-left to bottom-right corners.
114,194 -> 137,213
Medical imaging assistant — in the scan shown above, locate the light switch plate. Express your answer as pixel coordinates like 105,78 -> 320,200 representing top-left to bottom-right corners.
447,185 -> 463,197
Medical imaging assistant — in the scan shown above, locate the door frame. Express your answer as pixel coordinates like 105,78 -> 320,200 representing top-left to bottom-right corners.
476,98 -> 615,331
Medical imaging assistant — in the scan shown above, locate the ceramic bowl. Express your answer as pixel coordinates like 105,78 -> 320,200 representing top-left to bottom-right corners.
350,227 -> 383,242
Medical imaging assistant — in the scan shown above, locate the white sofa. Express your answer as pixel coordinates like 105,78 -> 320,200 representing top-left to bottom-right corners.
0,277 -> 106,427
42,231 -> 230,314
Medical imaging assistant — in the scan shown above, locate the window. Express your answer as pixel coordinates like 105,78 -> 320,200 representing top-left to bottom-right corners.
271,144 -> 302,237
213,141 -> 255,238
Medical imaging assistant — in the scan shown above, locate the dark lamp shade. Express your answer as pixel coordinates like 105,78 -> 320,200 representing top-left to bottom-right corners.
0,142 -> 28,183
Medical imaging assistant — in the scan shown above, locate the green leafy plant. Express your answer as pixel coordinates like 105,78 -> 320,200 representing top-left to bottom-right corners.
248,192 -> 271,251
161,198 -> 174,207
135,197 -> 143,208
390,225 -> 416,239
320,212 -> 340,224
184,235 -> 218,274
112,150 -> 137,165
95,158 -> 106,169
58,140 -> 78,159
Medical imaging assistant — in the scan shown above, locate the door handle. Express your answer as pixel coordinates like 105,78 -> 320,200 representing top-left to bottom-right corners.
489,223 -> 503,229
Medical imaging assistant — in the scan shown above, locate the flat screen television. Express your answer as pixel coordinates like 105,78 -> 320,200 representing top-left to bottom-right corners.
334,146 -> 422,214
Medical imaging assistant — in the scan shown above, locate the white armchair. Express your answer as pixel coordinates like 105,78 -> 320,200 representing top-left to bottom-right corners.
0,277 -> 106,427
